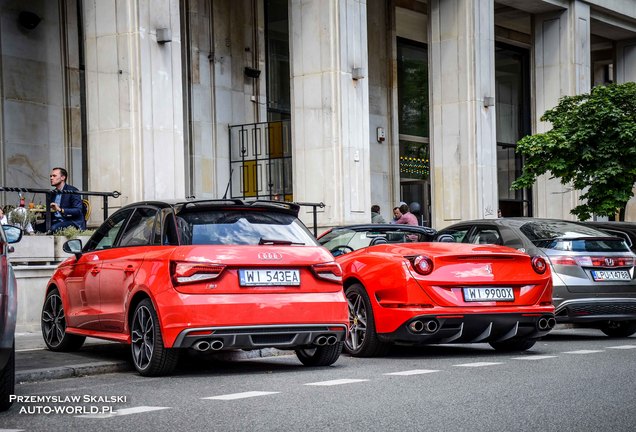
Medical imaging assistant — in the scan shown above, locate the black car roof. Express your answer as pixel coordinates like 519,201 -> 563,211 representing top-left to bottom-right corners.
118,199 -> 301,217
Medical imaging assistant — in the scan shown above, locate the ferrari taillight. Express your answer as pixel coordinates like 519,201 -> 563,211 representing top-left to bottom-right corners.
171,261 -> 226,285
412,255 -> 434,275
311,262 -> 343,284
531,256 -> 548,274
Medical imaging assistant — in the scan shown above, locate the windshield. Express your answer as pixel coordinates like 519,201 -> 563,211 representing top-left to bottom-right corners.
176,209 -> 318,246
520,220 -> 630,252
319,227 -> 430,251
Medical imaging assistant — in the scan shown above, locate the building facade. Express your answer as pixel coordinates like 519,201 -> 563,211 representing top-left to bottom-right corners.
1,0 -> 635,231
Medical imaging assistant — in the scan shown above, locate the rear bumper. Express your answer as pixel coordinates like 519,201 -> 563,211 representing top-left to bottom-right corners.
378,313 -> 555,345
172,324 -> 347,350
153,290 -> 349,348
555,298 -> 636,323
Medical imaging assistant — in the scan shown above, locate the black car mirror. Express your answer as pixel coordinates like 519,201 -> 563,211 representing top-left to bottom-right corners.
63,238 -> 84,258
2,224 -> 23,244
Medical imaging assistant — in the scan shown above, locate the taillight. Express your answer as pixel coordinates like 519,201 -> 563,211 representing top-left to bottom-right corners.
549,255 -> 634,267
531,256 -> 547,274
311,262 -> 343,283
171,261 -> 226,285
412,256 -> 434,275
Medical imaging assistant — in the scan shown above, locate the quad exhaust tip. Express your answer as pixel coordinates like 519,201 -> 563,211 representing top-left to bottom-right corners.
193,339 -> 224,351
314,335 -> 338,346
538,317 -> 556,331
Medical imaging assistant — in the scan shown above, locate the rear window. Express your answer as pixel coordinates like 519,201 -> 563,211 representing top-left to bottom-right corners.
175,209 -> 319,246
520,221 -> 630,252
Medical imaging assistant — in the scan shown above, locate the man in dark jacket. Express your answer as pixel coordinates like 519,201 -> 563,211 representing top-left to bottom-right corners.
37,167 -> 85,233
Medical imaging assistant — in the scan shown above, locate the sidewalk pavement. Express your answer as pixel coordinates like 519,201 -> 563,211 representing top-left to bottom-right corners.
15,332 -> 287,383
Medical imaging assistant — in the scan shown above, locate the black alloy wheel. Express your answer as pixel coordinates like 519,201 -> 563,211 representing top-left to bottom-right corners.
600,320 -> 636,338
130,299 -> 179,376
344,283 -> 389,357
41,289 -> 85,351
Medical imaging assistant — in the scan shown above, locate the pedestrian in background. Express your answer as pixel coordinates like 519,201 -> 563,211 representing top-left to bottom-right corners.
390,206 -> 402,224
395,203 -> 418,226
371,205 -> 386,224
35,167 -> 85,233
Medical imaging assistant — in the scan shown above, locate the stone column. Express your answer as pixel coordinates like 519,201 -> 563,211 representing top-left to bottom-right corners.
83,0 -> 185,211
615,39 -> 636,83
289,0 -> 370,227
429,0 -> 498,229
532,1 -> 590,219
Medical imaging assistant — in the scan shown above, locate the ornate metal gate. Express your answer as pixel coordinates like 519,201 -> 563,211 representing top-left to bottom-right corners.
228,120 -> 293,201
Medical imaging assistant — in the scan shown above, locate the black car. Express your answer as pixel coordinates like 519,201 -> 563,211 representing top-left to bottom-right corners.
438,218 -> 636,337
1,225 -> 23,411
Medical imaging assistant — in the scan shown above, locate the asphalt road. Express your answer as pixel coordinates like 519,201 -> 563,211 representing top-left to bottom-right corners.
2,327 -> 635,432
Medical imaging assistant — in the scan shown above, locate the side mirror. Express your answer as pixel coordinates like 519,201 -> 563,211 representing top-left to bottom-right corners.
2,225 -> 23,244
436,234 -> 455,243
63,238 -> 84,258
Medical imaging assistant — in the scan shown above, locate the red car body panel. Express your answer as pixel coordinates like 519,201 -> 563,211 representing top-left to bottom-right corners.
321,229 -> 554,341
48,244 -> 348,348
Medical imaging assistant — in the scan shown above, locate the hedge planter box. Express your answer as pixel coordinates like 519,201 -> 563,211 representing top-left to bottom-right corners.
10,235 -> 92,265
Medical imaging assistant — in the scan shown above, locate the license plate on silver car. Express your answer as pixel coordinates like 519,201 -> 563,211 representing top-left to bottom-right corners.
591,270 -> 631,282
239,269 -> 300,286
463,287 -> 514,302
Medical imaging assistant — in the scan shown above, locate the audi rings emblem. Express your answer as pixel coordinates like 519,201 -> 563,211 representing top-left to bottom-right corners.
258,252 -> 283,260
605,257 -> 614,267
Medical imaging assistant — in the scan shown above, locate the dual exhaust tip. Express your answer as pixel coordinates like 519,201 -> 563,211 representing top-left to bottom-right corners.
314,335 -> 338,346
409,319 -> 439,334
538,317 -> 556,331
193,339 -> 224,352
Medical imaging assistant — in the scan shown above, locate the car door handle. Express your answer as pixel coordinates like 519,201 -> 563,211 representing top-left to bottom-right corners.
91,268 -> 100,275
124,265 -> 135,274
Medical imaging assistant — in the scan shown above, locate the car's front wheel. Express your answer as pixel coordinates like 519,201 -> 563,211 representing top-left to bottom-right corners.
599,320 -> 636,338
130,299 -> 179,376
0,342 -> 15,412
41,289 -> 85,351
344,283 -> 389,357
489,338 -> 536,352
295,342 -> 343,367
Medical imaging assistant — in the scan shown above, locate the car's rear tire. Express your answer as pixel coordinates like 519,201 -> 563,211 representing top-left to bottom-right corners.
599,320 -> 636,338
41,289 -> 86,351
0,342 -> 15,412
489,338 -> 536,352
344,283 -> 389,357
295,342 -> 343,367
131,299 -> 179,376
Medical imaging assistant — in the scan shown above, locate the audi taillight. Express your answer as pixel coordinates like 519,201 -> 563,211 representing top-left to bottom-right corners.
412,255 -> 434,276
531,256 -> 548,274
171,261 -> 226,285
311,262 -> 343,283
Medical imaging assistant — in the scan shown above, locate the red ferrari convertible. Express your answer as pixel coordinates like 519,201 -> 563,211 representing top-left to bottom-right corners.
318,225 -> 555,356
41,200 -> 348,375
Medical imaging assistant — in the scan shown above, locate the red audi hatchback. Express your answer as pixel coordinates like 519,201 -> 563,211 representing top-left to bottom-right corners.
41,200 -> 347,375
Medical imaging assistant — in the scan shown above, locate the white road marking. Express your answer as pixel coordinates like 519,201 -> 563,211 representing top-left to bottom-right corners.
606,345 -> 636,350
511,355 -> 558,361
76,406 -> 170,419
453,362 -> 503,368
562,350 -> 604,354
202,391 -> 280,401
0,429 -> 26,432
305,378 -> 369,386
384,369 -> 440,376
15,348 -> 46,352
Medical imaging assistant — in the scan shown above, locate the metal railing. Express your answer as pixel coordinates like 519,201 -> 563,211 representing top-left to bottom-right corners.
0,186 -> 121,232
295,201 -> 325,238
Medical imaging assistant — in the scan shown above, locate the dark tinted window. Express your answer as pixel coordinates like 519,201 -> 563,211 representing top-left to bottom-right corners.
119,207 -> 159,247
85,209 -> 133,251
176,209 -> 318,246
520,221 -> 629,252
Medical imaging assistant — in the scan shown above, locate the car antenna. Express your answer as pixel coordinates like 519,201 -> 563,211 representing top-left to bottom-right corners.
222,168 -> 234,199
